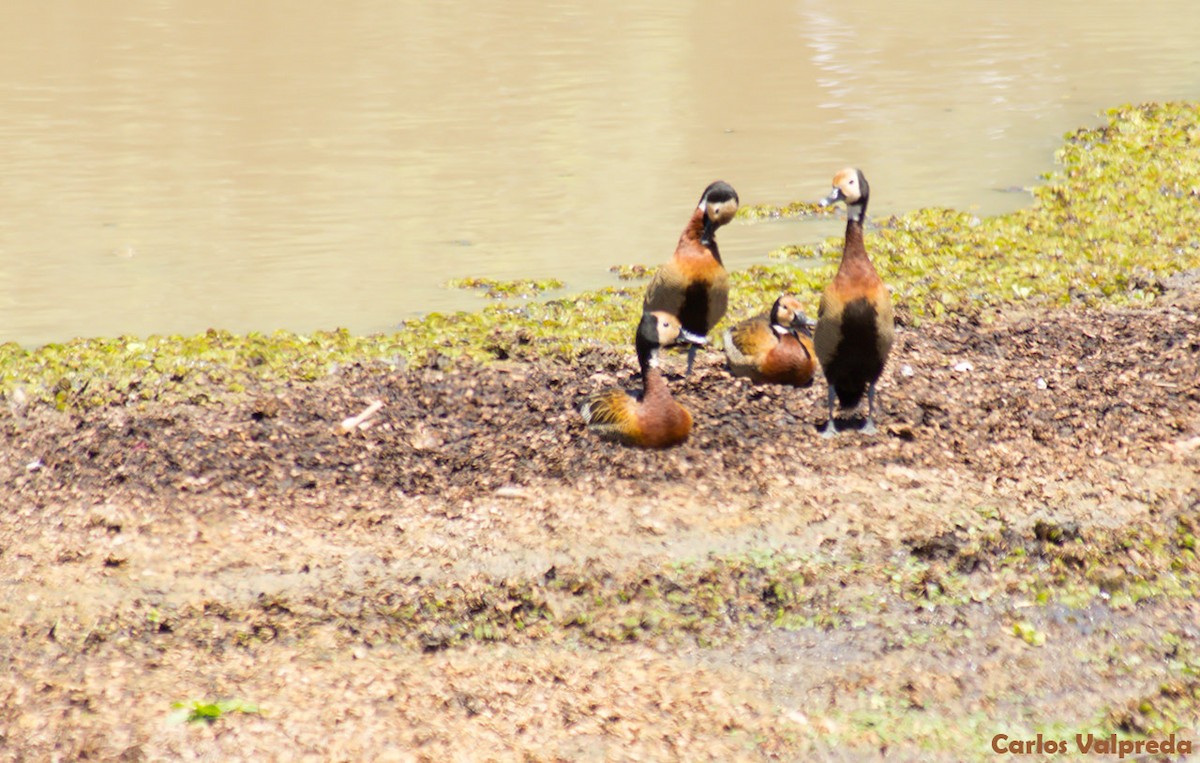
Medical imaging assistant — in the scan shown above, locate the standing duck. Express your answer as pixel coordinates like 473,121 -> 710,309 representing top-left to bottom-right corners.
723,295 -> 817,387
580,311 -> 693,448
643,180 -> 739,375
814,168 -> 894,436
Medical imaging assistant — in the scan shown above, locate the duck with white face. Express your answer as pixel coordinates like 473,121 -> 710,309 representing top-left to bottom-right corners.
813,168 -> 895,436
819,167 -> 868,221
724,294 -> 817,388
643,180 -> 740,376
580,310 -> 693,449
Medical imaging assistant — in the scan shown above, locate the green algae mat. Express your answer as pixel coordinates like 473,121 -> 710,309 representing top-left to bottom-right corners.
3,101 -> 1199,410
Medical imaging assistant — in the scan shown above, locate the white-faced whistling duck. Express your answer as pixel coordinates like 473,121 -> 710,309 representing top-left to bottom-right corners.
723,295 -> 817,387
580,310 -> 693,449
813,168 -> 895,436
643,180 -> 739,375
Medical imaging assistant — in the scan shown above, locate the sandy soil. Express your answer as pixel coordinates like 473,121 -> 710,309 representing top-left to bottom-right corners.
1,274 -> 1198,761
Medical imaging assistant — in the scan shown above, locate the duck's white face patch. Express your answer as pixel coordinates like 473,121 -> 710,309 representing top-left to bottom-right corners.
706,200 -> 739,227
778,297 -> 802,317
833,169 -> 861,204
651,312 -> 682,345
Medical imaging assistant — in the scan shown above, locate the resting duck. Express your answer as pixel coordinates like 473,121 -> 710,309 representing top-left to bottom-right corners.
723,295 -> 817,387
643,180 -> 739,375
813,168 -> 895,436
580,311 -> 692,448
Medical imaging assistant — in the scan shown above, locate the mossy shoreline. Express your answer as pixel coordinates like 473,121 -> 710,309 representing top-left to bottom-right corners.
3,101 -> 1199,410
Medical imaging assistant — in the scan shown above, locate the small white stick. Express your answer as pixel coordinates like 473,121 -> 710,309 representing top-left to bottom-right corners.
339,400 -> 384,432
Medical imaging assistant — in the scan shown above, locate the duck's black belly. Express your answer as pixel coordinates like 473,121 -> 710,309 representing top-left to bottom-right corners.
678,282 -> 712,338
825,298 -> 885,407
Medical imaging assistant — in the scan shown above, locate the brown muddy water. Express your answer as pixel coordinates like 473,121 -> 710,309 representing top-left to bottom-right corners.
1,1 -> 1198,346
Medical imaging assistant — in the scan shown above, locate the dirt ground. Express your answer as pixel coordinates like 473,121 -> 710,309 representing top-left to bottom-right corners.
1,273 -> 1198,762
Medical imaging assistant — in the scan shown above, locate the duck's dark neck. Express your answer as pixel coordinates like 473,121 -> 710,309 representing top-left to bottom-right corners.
642,366 -> 670,398
840,208 -> 871,270
682,207 -> 723,263
636,340 -> 657,376
636,341 -> 672,393
844,213 -> 864,247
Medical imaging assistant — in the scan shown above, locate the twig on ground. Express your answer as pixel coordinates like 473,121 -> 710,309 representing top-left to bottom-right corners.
339,400 -> 384,433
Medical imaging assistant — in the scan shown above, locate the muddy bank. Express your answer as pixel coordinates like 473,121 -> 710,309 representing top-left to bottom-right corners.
1,273 -> 1197,760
